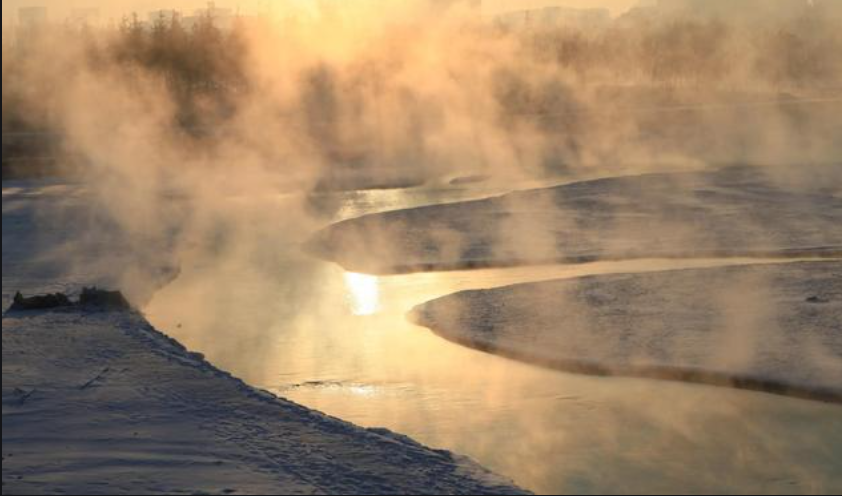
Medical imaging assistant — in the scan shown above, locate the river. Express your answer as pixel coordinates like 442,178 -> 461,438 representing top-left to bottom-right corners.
144,184 -> 842,495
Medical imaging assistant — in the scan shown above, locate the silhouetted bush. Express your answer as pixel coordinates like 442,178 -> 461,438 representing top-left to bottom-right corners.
2,8 -> 840,138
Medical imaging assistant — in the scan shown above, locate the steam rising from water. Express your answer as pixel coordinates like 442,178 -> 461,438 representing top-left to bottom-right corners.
3,4 -> 842,491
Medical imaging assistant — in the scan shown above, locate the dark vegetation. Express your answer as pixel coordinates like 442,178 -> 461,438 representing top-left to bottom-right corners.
2,12 -> 248,179
3,12 -> 249,134
10,291 -> 72,311
9,288 -> 132,312
2,6 -> 841,178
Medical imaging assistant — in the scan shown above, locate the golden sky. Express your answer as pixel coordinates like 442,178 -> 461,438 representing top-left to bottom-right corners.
3,0 -> 641,22
484,0 -> 639,15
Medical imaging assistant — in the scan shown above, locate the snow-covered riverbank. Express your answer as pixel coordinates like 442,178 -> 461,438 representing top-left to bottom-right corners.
411,261 -> 842,403
2,308 -> 528,495
309,165 -> 842,274
1,181 -> 529,495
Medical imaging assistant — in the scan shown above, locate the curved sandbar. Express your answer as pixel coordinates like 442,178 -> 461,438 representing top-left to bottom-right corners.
410,261 -> 842,403
308,165 -> 842,275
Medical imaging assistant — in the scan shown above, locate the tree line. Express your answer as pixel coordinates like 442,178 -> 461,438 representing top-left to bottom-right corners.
3,9 -> 841,137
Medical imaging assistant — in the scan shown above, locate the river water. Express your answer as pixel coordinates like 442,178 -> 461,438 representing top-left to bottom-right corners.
144,185 -> 842,495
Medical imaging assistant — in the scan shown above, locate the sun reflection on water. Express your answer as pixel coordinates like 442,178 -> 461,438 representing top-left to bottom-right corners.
344,272 -> 381,316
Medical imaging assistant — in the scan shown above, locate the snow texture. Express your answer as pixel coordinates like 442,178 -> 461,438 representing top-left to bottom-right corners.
412,262 -> 842,403
310,165 -> 842,274
2,181 -> 529,495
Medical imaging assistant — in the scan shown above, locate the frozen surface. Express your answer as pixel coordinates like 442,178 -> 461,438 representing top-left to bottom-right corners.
2,310 -> 527,495
412,262 -> 842,403
310,165 -> 842,274
2,181 -> 528,495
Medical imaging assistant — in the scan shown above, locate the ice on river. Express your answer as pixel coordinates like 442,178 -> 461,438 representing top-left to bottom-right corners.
412,261 -> 842,402
310,165 -> 842,274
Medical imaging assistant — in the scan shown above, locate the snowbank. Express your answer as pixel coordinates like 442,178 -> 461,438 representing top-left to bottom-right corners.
2,181 -> 529,495
411,261 -> 842,403
2,308 -> 528,495
309,165 -> 842,274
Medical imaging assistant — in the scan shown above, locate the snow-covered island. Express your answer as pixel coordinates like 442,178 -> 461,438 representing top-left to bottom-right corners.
307,165 -> 842,402
309,165 -> 842,275
2,182 -> 530,495
411,261 -> 842,403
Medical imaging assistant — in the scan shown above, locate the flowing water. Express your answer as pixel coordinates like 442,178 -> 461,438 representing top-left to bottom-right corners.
144,185 -> 842,495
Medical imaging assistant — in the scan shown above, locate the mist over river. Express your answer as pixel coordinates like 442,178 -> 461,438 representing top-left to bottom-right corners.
144,185 -> 842,495
6,1 -> 842,493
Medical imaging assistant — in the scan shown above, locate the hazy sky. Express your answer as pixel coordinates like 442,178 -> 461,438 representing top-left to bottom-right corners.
2,0 -> 641,23
484,0 -> 639,15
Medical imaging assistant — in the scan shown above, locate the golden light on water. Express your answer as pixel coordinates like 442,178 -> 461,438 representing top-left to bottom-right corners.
347,384 -> 379,397
344,272 -> 381,316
